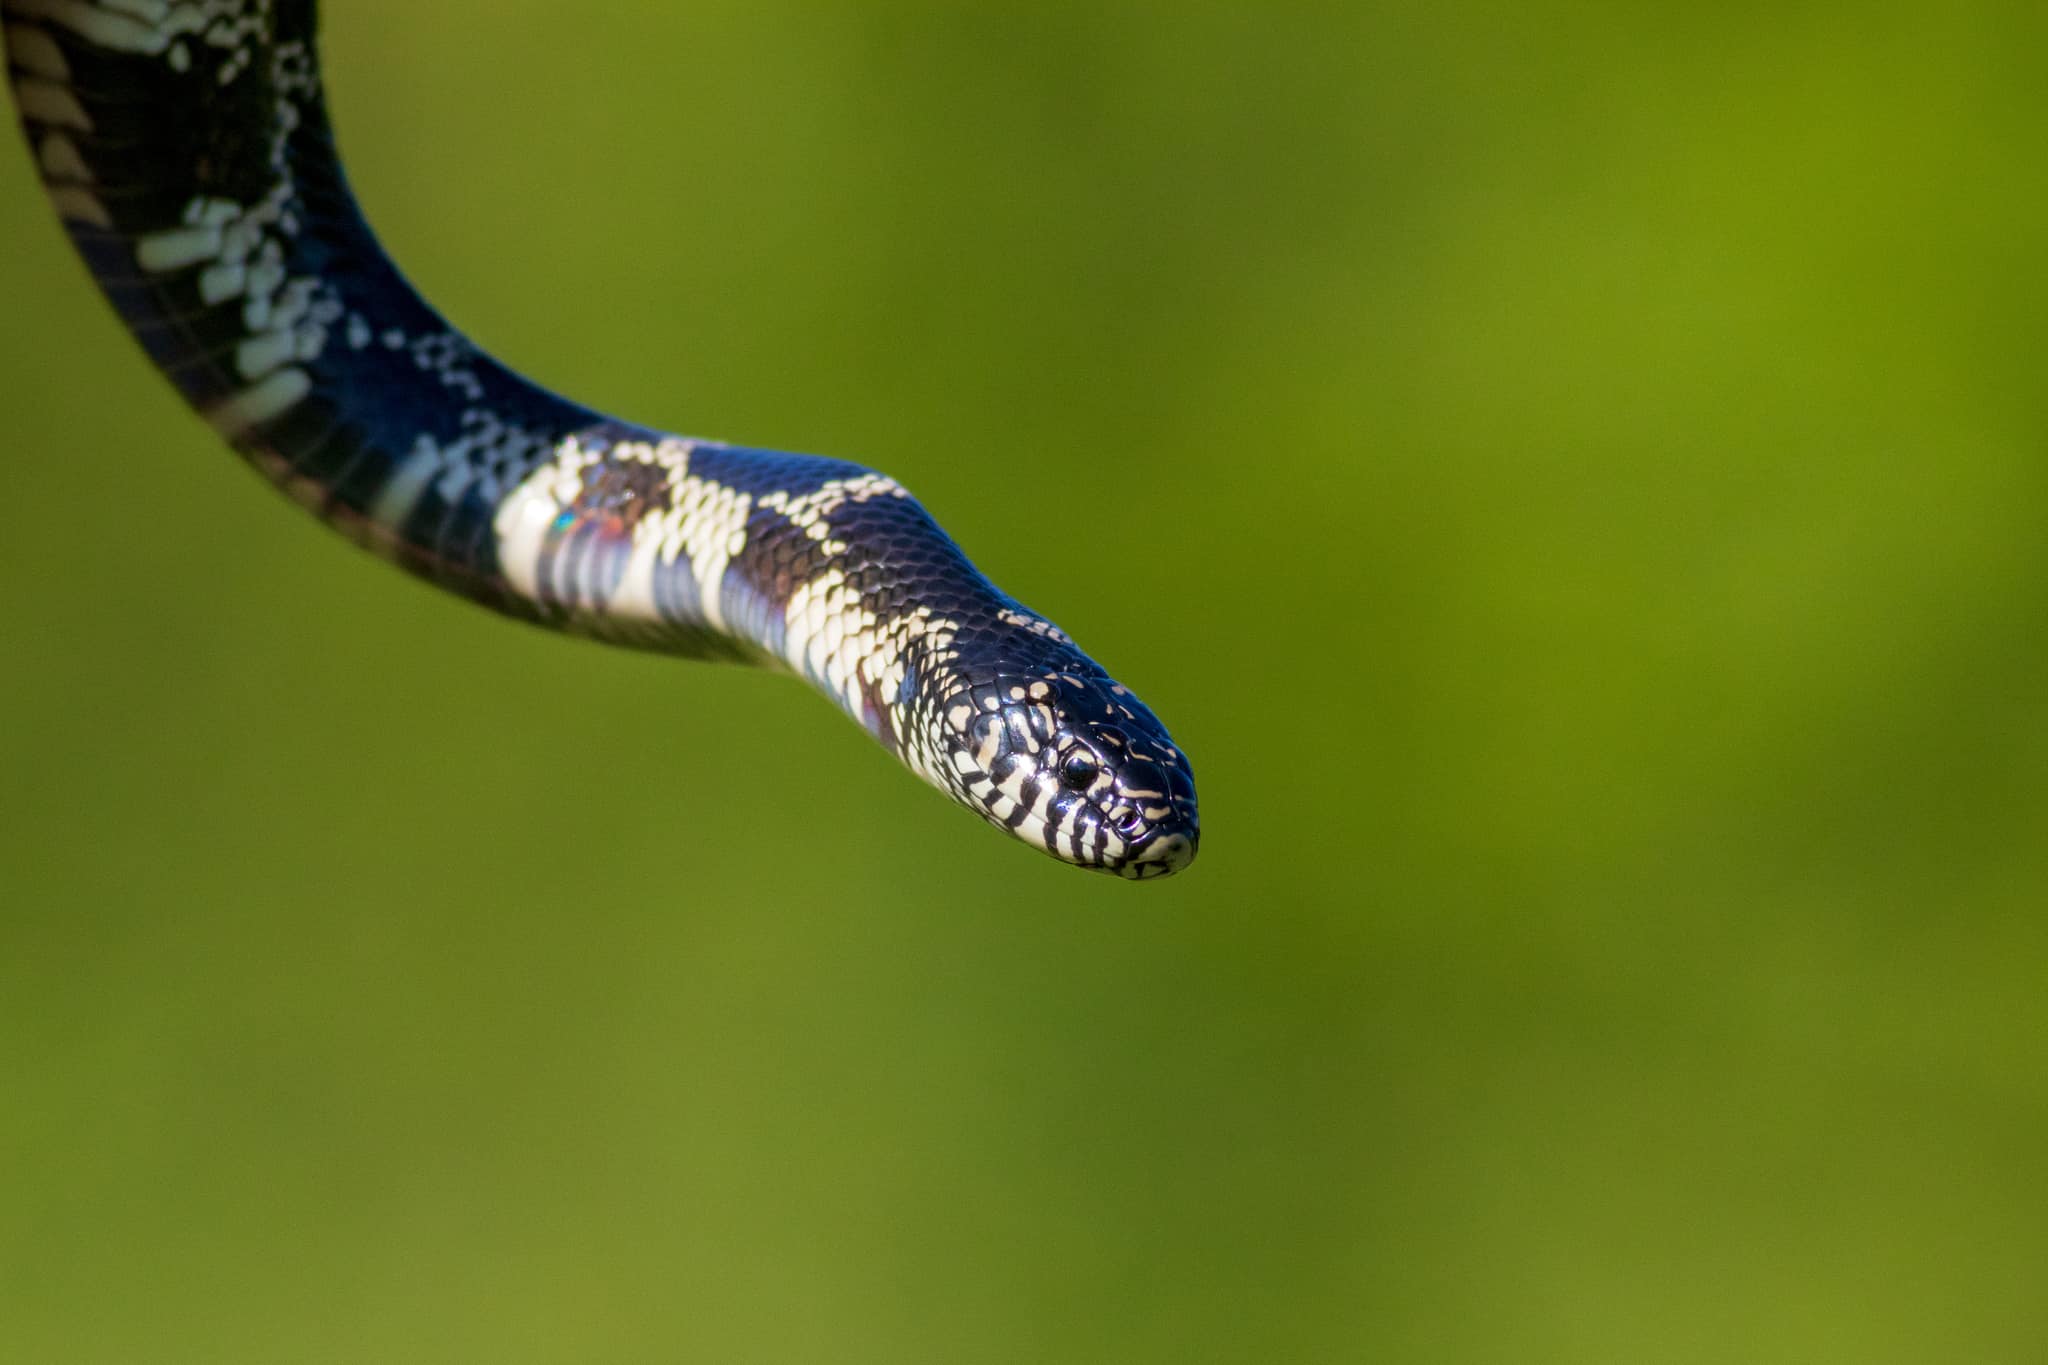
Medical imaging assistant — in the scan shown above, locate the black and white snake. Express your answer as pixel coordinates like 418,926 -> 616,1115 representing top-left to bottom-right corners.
4,0 -> 1199,878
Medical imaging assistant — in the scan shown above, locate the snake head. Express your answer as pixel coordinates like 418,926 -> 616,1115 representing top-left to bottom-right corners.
914,646 -> 1199,879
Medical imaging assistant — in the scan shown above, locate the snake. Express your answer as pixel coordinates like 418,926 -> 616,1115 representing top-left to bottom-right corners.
4,0 -> 1199,878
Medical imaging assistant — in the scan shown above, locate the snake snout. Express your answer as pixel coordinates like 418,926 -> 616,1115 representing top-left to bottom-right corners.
1119,822 -> 1199,879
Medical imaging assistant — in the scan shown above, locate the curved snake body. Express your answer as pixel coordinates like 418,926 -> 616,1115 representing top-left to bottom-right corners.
4,0 -> 1198,877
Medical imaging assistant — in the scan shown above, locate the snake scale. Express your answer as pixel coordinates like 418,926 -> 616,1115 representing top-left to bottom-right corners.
4,0 -> 1199,878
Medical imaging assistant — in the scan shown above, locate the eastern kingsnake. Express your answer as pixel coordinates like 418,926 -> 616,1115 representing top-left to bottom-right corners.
4,1 -> 1198,878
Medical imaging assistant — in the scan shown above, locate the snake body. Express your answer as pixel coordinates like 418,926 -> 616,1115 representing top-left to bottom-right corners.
4,1 -> 1198,878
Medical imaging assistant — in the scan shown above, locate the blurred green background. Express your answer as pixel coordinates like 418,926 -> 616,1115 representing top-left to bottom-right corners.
4,2 -> 2046,1361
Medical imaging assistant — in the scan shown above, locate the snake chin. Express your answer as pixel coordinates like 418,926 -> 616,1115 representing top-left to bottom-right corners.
1114,824 -> 1200,880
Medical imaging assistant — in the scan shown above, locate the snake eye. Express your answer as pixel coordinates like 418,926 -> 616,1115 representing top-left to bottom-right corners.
1059,752 -> 1100,792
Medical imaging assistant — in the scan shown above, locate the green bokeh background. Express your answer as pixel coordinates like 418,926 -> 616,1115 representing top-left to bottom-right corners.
4,3 -> 2045,1361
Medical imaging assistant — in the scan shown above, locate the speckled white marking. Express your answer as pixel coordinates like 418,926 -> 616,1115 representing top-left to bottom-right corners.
778,564 -> 950,732
234,328 -> 294,379
369,410 -> 553,533
402,330 -> 487,403
135,222 -> 222,271
758,473 -> 908,552
130,182 -> 343,397
198,261 -> 246,304
362,444 -> 437,531
182,196 -> 240,227
205,366 -> 309,437
671,475 -> 749,633
997,607 -> 1070,643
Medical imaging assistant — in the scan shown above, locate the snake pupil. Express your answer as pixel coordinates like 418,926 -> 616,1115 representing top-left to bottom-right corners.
1060,753 -> 1100,791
